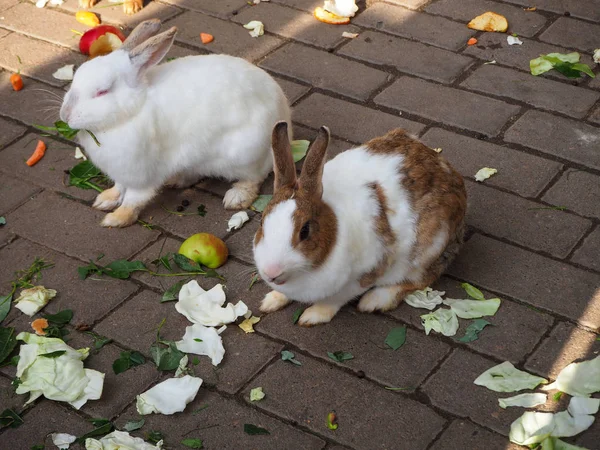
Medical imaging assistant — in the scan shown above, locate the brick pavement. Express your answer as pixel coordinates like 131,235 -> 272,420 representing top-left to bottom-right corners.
0,0 -> 599,449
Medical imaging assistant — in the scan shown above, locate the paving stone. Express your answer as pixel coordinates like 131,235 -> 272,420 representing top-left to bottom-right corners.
577,419 -> 600,449
571,227 -> 600,271
461,65 -> 599,119
430,420 -> 522,450
0,117 -> 25,148
525,321 -> 600,378
166,11 -> 284,62
449,234 -> 600,330
462,33 -> 595,80
353,3 -> 475,51
542,169 -> 600,219
505,110 -> 600,170
269,0 -> 322,13
224,215 -> 260,265
294,93 -> 424,144
0,374 -> 23,413
7,190 -> 159,261
0,401 -> 91,449
502,0 -> 600,23
247,355 -> 446,449
426,0 -> 547,37
0,0 -> 19,12
589,105 -> 600,125
116,390 -> 326,449
367,0 -> 430,9
389,276 -> 554,364
261,43 -> 390,101
0,238 -> 138,326
540,17 -> 600,52
0,71 -> 66,125
0,174 -> 39,216
0,134 -> 97,202
420,128 -> 562,197
464,179 -> 591,258
0,2 -> 89,50
233,3 -> 360,50
59,0 -> 180,28
160,0 -> 248,18
423,349 -> 531,435
292,124 -> 353,159
0,225 -> 15,249
338,30 -> 475,84
274,76 -> 310,104
375,76 -> 520,137
259,306 -> 450,389
164,43 -> 207,61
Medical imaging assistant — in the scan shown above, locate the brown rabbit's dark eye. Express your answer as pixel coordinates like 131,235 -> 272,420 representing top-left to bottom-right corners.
299,221 -> 310,241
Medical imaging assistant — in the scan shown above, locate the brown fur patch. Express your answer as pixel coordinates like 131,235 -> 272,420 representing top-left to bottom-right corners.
367,128 -> 467,286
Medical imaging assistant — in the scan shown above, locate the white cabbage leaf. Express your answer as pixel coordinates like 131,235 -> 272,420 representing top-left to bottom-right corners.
405,287 -> 445,310
243,21 -> 264,38
442,298 -> 501,319
474,361 -> 547,392
175,281 -> 248,326
324,0 -> 358,17
540,437 -> 590,450
85,430 -> 162,449
567,397 -> 600,416
498,393 -> 547,409
52,433 -> 77,449
421,308 -> 459,336
175,323 -> 225,366
475,167 -> 498,182
510,412 -> 556,446
542,356 -> 600,397
14,286 -> 57,316
227,211 -> 249,232
136,375 -> 202,415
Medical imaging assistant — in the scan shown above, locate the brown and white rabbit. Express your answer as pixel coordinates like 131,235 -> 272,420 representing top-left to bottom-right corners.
252,122 -> 467,326
79,0 -> 142,16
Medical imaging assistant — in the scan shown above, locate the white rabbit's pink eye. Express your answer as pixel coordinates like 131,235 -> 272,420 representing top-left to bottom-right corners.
95,89 -> 109,98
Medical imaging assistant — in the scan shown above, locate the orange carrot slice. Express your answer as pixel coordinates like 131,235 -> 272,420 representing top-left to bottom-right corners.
10,73 -> 23,91
26,140 -> 47,167
200,33 -> 214,44
467,37 -> 478,46
31,318 -> 49,335
76,11 -> 101,27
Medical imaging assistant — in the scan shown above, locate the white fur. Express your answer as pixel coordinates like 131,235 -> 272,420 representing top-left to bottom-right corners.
61,44 -> 291,222
254,146 -> 420,310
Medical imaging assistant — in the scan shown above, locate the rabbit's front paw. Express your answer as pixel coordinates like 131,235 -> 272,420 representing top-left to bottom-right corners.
101,206 -> 138,228
78,0 -> 97,8
260,290 -> 290,313
223,180 -> 261,210
93,186 -> 121,211
298,303 -> 338,326
123,0 -> 143,15
357,286 -> 400,313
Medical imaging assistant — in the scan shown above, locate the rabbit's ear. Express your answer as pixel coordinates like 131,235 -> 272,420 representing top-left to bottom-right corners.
129,27 -> 177,79
122,19 -> 162,52
272,121 -> 297,191
298,126 -> 329,199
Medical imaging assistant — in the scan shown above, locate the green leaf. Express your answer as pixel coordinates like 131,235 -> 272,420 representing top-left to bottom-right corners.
161,279 -> 188,302
292,308 -> 304,324
173,253 -> 203,273
0,294 -> 13,324
150,342 -> 185,371
85,332 -> 113,350
384,386 -> 414,391
89,418 -> 111,427
192,404 -> 209,414
553,391 -> 564,401
458,319 -> 492,343
39,350 -> 67,358
461,282 -> 485,300
113,351 -> 145,374
0,409 -> 24,429
326,412 -> 338,430
197,204 -> 207,217
249,273 -> 260,291
191,356 -> 200,365
244,424 -> 270,435
327,351 -> 354,363
0,216 -> 5,225
571,62 -> 595,78
42,309 -> 73,325
181,438 -> 204,448
146,430 -> 164,444
76,421 -> 114,443
153,254 -> 172,272
281,350 -> 301,366
122,418 -> 145,432
31,445 -> 44,450
0,327 -> 17,366
384,326 -> 407,350
291,140 -> 310,163
251,195 -> 272,213
104,259 -> 147,279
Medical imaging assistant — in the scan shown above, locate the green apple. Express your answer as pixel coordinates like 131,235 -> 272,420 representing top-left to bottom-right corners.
178,233 -> 229,269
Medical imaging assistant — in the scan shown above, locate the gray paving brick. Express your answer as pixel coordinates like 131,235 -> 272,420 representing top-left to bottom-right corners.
6,190 -> 158,261
525,321 -> 600,378
260,43 -> 390,101
426,0 -> 547,37
542,169 -> 600,219
388,276 -> 554,364
259,306 -> 450,389
247,355 -> 446,449
589,106 -> 600,125
166,11 -> 284,62
0,71 -> 66,125
116,390 -> 326,449
420,128 -> 562,197
504,110 -> 600,170
375,76 -> 520,136
502,0 -> 600,23
233,2 -> 360,50
0,374 -> 23,413
159,0 -> 248,18
224,215 -> 260,265
293,93 -> 424,144
430,420 -> 522,450
0,238 -> 138,326
0,226 -> 14,249
270,0 -> 321,13
367,0 -> 430,9
571,227 -> 600,271
423,349 -> 533,435
292,124 -> 353,160
577,419 -> 600,449
0,0 -> 19,12
540,17 -> 600,52
464,179 -> 591,258
274,76 -> 310,104
0,174 -> 39,216
0,134 -> 97,202
449,234 -> 600,330
0,117 -> 25,149
338,30 -> 475,84
461,65 -> 599,119
353,3 -> 475,51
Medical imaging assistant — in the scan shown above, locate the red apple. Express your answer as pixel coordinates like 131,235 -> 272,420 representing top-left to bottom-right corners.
79,25 -> 126,55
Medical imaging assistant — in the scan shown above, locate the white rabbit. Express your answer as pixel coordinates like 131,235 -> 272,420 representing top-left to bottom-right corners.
253,122 -> 467,326
60,19 -> 291,227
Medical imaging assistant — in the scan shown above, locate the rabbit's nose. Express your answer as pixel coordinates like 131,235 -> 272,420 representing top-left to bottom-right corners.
263,265 -> 283,281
